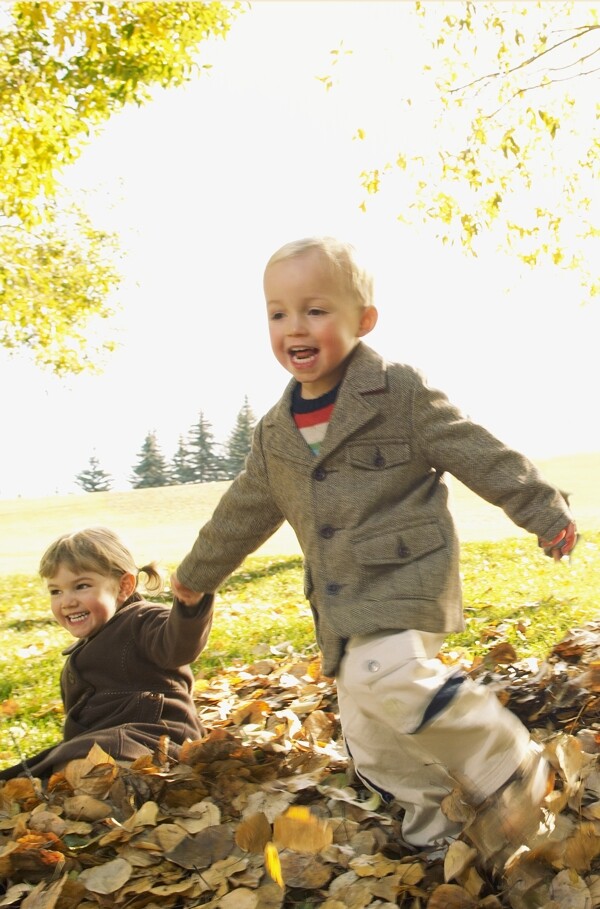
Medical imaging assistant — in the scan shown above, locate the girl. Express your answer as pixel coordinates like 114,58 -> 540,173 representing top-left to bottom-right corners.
0,527 -> 214,780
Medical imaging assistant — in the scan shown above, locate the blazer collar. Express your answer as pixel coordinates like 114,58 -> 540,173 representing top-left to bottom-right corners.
266,342 -> 389,462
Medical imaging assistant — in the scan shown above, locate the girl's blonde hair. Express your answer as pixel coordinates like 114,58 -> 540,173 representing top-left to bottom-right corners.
39,527 -> 163,602
265,236 -> 374,310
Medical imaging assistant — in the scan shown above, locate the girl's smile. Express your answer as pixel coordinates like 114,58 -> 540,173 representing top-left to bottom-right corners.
47,565 -> 134,639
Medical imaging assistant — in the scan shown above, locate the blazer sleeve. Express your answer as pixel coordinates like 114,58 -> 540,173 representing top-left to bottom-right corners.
410,369 -> 573,541
176,417 -> 285,593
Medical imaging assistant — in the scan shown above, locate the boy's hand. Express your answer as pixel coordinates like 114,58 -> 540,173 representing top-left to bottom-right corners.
538,521 -> 578,561
170,572 -> 205,606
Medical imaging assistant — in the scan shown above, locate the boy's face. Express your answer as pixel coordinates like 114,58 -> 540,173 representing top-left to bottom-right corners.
47,564 -> 133,639
264,249 -> 376,399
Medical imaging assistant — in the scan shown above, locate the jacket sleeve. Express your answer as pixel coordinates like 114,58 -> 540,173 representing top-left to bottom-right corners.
410,369 -> 573,541
134,595 -> 215,669
176,417 -> 285,592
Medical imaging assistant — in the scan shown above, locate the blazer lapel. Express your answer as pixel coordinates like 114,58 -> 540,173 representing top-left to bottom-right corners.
266,380 -> 316,464
265,343 -> 389,464
317,343 -> 388,461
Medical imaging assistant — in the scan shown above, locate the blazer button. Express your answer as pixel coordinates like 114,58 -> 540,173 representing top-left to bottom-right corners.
320,525 -> 335,539
367,660 -> 381,673
326,582 -> 341,595
313,466 -> 327,481
397,544 -> 411,559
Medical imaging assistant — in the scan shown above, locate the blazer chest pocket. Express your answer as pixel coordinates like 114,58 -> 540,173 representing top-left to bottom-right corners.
347,440 -> 410,471
354,521 -> 447,598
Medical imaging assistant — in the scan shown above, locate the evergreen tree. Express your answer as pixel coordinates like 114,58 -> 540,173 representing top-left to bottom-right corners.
187,412 -> 221,483
131,431 -> 170,489
75,454 -> 112,493
223,397 -> 256,479
170,435 -> 197,486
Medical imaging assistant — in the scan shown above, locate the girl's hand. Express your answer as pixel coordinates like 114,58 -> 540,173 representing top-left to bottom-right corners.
170,572 -> 205,606
538,521 -> 578,561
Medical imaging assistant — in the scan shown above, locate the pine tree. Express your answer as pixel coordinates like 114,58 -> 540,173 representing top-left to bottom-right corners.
75,454 -> 112,493
170,435 -> 197,486
187,413 -> 221,483
131,431 -> 170,489
223,397 -> 256,479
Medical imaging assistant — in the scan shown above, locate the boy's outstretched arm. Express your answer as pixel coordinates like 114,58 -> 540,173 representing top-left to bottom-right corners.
538,521 -> 578,561
170,572 -> 206,606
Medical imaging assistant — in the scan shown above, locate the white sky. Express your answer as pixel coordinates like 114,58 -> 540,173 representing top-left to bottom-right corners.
1,0 -> 599,499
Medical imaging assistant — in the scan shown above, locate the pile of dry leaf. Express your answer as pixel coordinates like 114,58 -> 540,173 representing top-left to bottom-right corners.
3,623 -> 600,909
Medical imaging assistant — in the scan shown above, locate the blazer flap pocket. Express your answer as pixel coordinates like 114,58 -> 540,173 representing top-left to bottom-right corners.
347,440 -> 410,470
356,522 -> 445,566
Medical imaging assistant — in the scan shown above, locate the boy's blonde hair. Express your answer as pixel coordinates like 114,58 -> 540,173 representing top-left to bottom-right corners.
39,527 -> 163,599
265,237 -> 374,310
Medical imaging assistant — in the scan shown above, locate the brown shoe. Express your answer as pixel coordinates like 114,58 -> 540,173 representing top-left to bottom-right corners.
464,742 -> 555,868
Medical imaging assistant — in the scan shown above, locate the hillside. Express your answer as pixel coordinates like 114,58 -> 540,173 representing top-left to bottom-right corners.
0,452 -> 598,575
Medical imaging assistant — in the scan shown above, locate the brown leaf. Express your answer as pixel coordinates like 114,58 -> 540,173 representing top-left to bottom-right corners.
273,806 -> 333,853
563,820 -> 600,871
279,851 -> 332,889
486,642 -> 518,665
165,823 -> 235,869
426,883 -> 477,908
78,857 -> 133,894
236,812 -> 272,853
444,840 -> 477,882
62,794 -> 112,821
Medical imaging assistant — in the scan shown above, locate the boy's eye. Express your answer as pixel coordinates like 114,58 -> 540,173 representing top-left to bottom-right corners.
49,589 -> 60,597
76,583 -> 90,590
308,307 -> 326,316
269,311 -> 284,321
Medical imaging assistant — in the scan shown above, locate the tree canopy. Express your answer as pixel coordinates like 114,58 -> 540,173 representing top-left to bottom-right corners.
346,1 -> 599,301
0,1 -> 240,373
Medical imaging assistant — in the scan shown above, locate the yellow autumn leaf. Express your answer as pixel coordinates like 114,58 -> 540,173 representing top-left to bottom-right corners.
264,841 -> 284,887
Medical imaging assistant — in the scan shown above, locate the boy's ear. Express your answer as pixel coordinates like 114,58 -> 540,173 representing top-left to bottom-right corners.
117,572 -> 136,604
357,305 -> 378,338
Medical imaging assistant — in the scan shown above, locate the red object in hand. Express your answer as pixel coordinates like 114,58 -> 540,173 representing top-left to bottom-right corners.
538,521 -> 578,560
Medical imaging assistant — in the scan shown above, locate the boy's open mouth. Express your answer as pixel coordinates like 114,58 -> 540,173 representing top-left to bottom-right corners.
67,612 -> 89,624
290,347 -> 318,364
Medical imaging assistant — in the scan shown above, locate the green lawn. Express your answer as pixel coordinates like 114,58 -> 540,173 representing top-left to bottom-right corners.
0,452 -> 598,769
1,452 -> 599,575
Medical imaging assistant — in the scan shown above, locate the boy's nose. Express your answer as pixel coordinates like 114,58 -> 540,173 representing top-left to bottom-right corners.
289,313 -> 307,334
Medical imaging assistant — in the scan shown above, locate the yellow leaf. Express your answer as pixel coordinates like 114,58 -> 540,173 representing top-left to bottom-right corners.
264,841 -> 284,887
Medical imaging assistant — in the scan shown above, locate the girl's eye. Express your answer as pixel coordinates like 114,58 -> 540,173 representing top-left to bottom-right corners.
49,589 -> 60,597
269,311 -> 284,321
308,308 -> 326,316
76,583 -> 90,590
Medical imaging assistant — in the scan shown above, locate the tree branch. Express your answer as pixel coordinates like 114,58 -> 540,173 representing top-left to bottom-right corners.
448,23 -> 600,97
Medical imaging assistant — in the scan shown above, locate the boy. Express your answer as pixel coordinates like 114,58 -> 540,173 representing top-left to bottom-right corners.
172,237 -> 576,862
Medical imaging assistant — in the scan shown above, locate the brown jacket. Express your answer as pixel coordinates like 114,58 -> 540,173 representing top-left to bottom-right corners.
0,594 -> 213,780
178,343 -> 572,675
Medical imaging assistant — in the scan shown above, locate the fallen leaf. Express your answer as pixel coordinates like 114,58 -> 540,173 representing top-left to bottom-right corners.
236,812 -> 272,853
273,807 -> 333,853
78,857 -> 132,894
264,841 -> 283,887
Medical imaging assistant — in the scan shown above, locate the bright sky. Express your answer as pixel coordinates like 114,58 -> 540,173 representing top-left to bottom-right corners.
1,1 -> 599,499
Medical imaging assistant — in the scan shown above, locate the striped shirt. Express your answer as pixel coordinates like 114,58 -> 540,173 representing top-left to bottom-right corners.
291,383 -> 339,456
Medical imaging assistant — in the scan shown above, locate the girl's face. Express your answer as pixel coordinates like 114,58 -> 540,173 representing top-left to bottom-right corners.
47,564 -> 135,639
264,249 -> 377,399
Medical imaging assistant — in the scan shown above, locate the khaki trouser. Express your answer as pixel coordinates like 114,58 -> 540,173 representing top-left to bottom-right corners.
336,629 -> 531,847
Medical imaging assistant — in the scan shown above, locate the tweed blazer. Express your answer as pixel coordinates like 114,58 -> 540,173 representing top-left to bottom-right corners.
178,343 -> 572,675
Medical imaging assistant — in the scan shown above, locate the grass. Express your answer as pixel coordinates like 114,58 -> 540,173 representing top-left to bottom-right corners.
0,451 -> 599,770
1,533 -> 599,770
